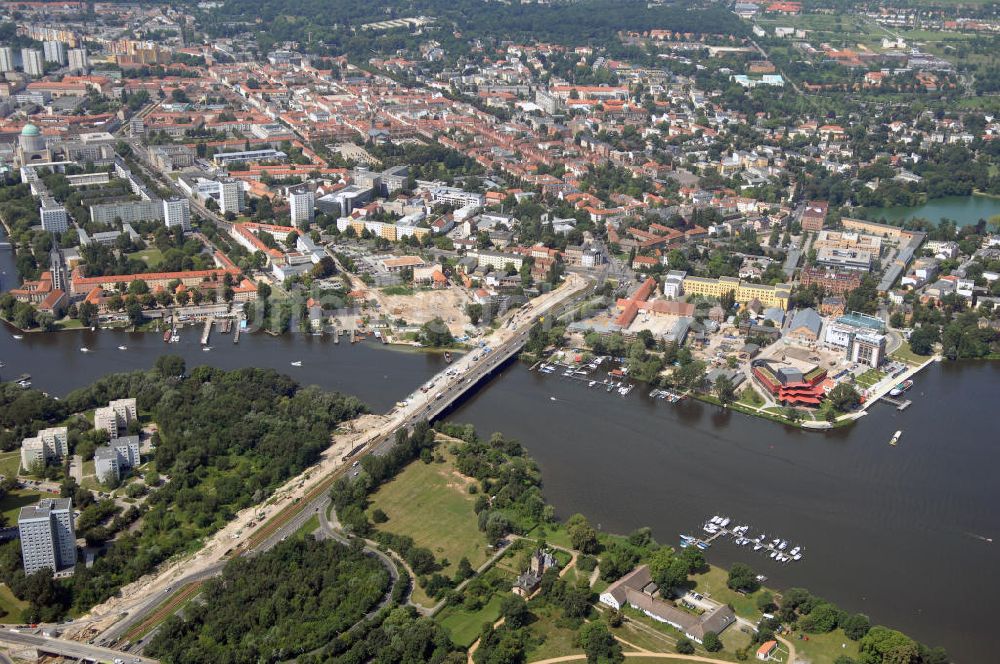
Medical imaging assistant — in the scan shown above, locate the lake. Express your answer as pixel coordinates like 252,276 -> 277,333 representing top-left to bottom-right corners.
866,194 -> 1000,229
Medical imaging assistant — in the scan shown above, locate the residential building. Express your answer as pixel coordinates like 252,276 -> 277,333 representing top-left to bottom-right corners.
0,47 -> 14,73
512,549 -> 558,597
681,276 -> 791,310
19,426 -> 69,471
799,266 -> 862,295
93,398 -> 137,438
212,148 -> 287,166
21,48 -> 44,77
600,565 -> 736,644
42,41 -> 66,65
801,200 -> 828,232
89,199 -> 163,225
93,435 -> 141,484
163,197 -> 191,231
67,48 -> 89,72
218,178 -> 244,215
289,188 -> 315,226
815,247 -> 872,271
39,200 -> 69,233
18,498 -> 76,576
662,270 -> 686,299
467,250 -> 524,272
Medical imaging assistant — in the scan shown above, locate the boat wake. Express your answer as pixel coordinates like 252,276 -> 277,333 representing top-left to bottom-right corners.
965,532 -> 993,543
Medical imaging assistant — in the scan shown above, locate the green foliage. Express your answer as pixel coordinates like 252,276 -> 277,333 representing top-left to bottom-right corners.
676,636 -> 695,654
565,513 -> 600,555
703,630 -> 722,652
419,318 -> 455,347
578,620 -> 624,664
147,538 -> 390,662
726,562 -> 760,593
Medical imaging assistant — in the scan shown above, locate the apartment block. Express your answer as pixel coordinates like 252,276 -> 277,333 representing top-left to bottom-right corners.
20,426 -> 69,471
94,435 -> 140,484
18,498 -> 76,576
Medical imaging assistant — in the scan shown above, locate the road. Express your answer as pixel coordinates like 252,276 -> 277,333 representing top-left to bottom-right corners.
65,274 -> 593,651
0,630 -> 158,663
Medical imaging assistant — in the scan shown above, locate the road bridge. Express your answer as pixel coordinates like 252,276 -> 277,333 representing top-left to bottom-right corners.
0,630 -> 157,663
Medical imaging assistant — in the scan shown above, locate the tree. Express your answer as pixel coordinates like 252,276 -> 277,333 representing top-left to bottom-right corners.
703,631 -> 722,652
842,613 -> 871,640
419,318 -> 454,347
565,513 -> 600,554
577,621 -> 623,664
676,637 -> 695,655
466,303 -> 484,325
715,375 -> 736,405
499,594 -> 530,629
756,590 -> 776,613
155,355 -> 185,377
827,383 -> 860,412
908,326 -> 938,355
726,562 -> 760,593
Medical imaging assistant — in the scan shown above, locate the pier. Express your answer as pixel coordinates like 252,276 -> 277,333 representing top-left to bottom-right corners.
233,321 -> 241,344
200,317 -> 213,345
879,395 -> 912,410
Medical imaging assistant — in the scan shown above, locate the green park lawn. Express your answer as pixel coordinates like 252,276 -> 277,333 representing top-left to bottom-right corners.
890,342 -> 928,366
0,488 -> 49,526
691,566 -> 763,621
789,628 -> 861,664
523,604 -> 582,661
127,248 -> 164,268
367,448 -> 490,576
436,594 -> 505,648
293,514 -> 320,539
0,451 -> 21,479
0,584 -> 28,621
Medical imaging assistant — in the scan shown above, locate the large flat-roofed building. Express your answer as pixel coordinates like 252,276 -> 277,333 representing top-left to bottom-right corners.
20,426 -> 69,471
18,497 -> 76,576
93,435 -> 140,484
681,276 -> 791,310
89,198 -> 163,225
94,398 -> 137,438
467,250 -> 524,272
39,200 -> 69,233
213,148 -> 287,166
163,197 -> 191,231
289,188 -> 315,226
799,266 -> 862,295
815,247 -> 872,271
813,230 -> 882,254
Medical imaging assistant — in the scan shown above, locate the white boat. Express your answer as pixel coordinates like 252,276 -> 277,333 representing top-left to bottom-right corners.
202,346 -> 212,351
789,546 -> 800,556
12,334 -> 22,340
80,347 -> 90,353
589,381 -> 596,387
793,553 -> 802,561
769,551 -> 778,559
118,345 -> 127,351
720,517 -> 730,528
753,543 -> 763,551
290,361 -> 302,367
778,541 -> 787,550
549,396 -> 557,401
889,430 -> 902,446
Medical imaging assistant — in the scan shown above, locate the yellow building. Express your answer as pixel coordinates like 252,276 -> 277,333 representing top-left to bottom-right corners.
682,276 -> 791,310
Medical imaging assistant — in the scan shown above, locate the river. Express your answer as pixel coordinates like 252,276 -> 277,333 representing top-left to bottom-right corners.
866,194 -> 1000,228
450,361 -> 999,663
1,229 -> 997,661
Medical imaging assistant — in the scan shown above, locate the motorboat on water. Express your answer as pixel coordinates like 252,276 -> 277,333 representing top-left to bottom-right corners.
118,345 -> 127,351
203,346 -> 212,352
290,361 -> 303,367
80,347 -> 90,353
889,379 -> 913,397
549,396 -> 557,401
12,334 -> 22,340
889,430 -> 902,446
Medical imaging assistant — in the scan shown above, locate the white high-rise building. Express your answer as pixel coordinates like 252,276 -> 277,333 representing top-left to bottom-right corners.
94,398 -> 137,439
0,47 -> 15,73
21,48 -> 43,77
67,48 -> 88,72
18,498 -> 76,576
42,40 -> 66,65
163,197 -> 191,231
40,200 -> 69,233
289,188 -> 315,227
19,426 -> 69,471
218,178 -> 243,215
94,435 -> 141,484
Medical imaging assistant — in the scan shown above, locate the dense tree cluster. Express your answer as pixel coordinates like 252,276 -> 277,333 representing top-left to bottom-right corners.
147,538 -> 390,663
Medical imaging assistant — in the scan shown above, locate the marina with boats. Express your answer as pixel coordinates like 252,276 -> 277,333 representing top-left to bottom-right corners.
680,515 -> 806,565
532,353 -> 687,402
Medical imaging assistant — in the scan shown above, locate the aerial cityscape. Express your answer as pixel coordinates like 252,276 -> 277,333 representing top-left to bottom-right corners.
0,0 -> 996,662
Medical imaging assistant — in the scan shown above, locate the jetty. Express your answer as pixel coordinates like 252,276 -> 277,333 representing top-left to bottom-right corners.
233,320 -> 241,344
333,327 -> 340,344
880,395 -> 911,410
200,317 -> 213,345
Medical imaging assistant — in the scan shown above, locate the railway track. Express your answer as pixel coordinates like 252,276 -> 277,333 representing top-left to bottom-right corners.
120,580 -> 204,644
